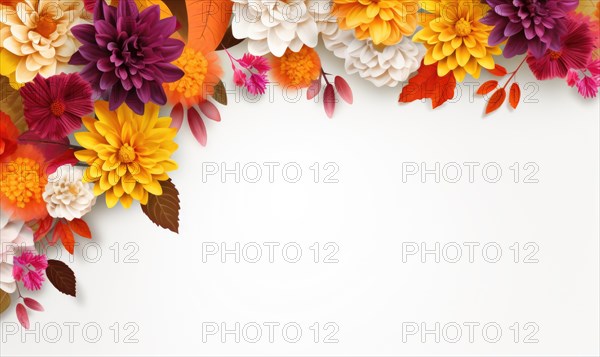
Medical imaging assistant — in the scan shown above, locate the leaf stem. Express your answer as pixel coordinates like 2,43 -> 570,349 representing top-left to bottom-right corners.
321,68 -> 330,85
503,57 -> 527,89
18,138 -> 84,151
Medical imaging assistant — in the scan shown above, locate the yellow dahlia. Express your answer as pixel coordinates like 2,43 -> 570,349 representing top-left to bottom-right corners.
333,0 -> 419,46
74,101 -> 178,209
413,0 -> 502,81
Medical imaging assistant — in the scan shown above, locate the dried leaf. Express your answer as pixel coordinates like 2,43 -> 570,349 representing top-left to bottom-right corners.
212,80 -> 227,106
218,26 -> 244,50
485,88 -> 507,115
476,80 -> 498,95
399,62 -> 456,109
53,221 -> 75,254
509,82 -> 521,109
46,260 -> 76,297
16,303 -> 29,329
0,76 -> 27,133
489,64 -> 508,77
141,179 -> 180,233
23,298 -> 44,312
323,84 -> 336,118
187,107 -> 207,146
199,100 -> 221,122
0,290 -> 10,314
334,76 -> 353,104
186,0 -> 233,53
68,218 -> 92,239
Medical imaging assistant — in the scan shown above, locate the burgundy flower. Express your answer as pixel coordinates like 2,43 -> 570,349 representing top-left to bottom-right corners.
20,74 -> 93,141
69,0 -> 184,114
482,0 -> 578,58
526,18 -> 594,80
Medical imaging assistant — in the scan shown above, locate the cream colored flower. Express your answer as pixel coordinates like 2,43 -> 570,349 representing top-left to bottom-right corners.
0,0 -> 87,84
0,208 -> 34,293
43,164 -> 96,221
325,29 -> 425,87
232,0 -> 332,56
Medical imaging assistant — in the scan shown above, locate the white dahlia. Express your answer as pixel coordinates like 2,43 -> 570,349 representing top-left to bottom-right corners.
0,208 -> 34,293
232,0 -> 332,57
325,28 -> 425,87
0,0 -> 87,84
43,164 -> 96,221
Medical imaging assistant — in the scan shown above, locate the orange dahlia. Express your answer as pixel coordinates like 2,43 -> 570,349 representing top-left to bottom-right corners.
164,46 -> 223,108
333,0 -> 419,46
0,145 -> 48,221
270,46 -> 321,89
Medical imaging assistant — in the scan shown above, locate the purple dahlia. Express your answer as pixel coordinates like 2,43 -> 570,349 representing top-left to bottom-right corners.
69,0 -> 184,114
481,0 -> 579,59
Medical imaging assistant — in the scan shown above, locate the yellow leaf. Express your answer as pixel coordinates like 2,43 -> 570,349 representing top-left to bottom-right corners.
0,75 -> 27,133
0,289 -> 10,315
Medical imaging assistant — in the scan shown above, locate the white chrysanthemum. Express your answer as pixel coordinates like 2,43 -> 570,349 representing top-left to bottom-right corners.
43,165 -> 96,221
232,0 -> 332,57
0,0 -> 87,83
0,208 -> 33,293
324,28 -> 426,87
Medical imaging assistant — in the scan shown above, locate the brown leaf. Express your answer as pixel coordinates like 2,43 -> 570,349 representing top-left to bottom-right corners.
212,80 -> 227,106
489,64 -> 508,77
476,80 -> 498,95
399,61 -> 456,109
485,88 -> 507,115
68,218 -> 92,239
186,0 -> 233,53
141,179 -> 181,233
0,76 -> 27,133
0,289 -> 10,314
46,260 -> 76,297
509,82 -> 521,109
218,26 -> 244,50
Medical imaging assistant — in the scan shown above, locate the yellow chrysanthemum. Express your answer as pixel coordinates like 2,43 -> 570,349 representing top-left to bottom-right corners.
413,0 -> 502,81
74,101 -> 178,209
333,0 -> 419,46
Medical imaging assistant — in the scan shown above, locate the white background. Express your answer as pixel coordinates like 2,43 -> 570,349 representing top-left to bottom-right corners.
1,49 -> 599,356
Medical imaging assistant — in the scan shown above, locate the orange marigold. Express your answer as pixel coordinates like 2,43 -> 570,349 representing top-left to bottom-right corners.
0,145 -> 48,221
164,46 -> 223,107
270,46 -> 321,89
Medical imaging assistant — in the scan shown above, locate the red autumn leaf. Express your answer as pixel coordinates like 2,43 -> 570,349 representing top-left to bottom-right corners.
307,79 -> 321,100
399,62 -> 456,109
170,103 -> 184,130
199,100 -> 221,122
188,107 -> 207,146
68,218 -> 92,239
16,303 -> 29,329
476,80 -> 499,95
23,298 -> 44,312
323,84 -> 336,118
489,64 -> 508,77
334,76 -> 353,104
509,83 -> 521,109
34,216 -> 54,242
485,88 -> 507,115
53,220 -> 75,254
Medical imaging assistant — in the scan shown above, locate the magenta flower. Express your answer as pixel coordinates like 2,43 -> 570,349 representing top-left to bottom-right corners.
246,73 -> 269,95
526,19 -> 594,80
69,0 -> 184,114
577,76 -> 599,99
225,50 -> 270,96
19,74 -> 93,141
12,251 -> 48,291
482,0 -> 578,58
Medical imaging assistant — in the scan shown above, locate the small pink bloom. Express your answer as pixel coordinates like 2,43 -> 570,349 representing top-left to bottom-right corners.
12,251 -> 48,291
238,54 -> 270,73
566,69 -> 579,87
246,73 -> 268,95
577,76 -> 599,98
233,69 -> 247,87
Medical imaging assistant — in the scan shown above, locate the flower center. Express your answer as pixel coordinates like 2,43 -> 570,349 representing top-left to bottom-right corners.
68,183 -> 80,196
50,101 -> 66,116
168,47 -> 209,99
279,47 -> 320,87
455,18 -> 472,36
118,144 -> 136,163
35,14 -> 58,38
0,157 -> 45,209
549,50 -> 562,60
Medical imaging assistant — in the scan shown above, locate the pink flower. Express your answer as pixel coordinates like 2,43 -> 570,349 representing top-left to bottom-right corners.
12,251 -> 48,291
238,54 -> 270,73
233,69 -> 247,87
526,18 -> 594,80
566,69 -> 579,87
577,76 -> 599,98
246,73 -> 268,95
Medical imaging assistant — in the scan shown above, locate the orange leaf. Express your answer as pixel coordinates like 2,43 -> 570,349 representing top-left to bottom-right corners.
68,219 -> 92,239
489,65 -> 508,77
509,83 -> 521,109
485,88 -> 507,115
477,80 -> 498,95
186,0 -> 233,53
399,61 -> 457,109
34,216 -> 54,242
53,221 -> 75,255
